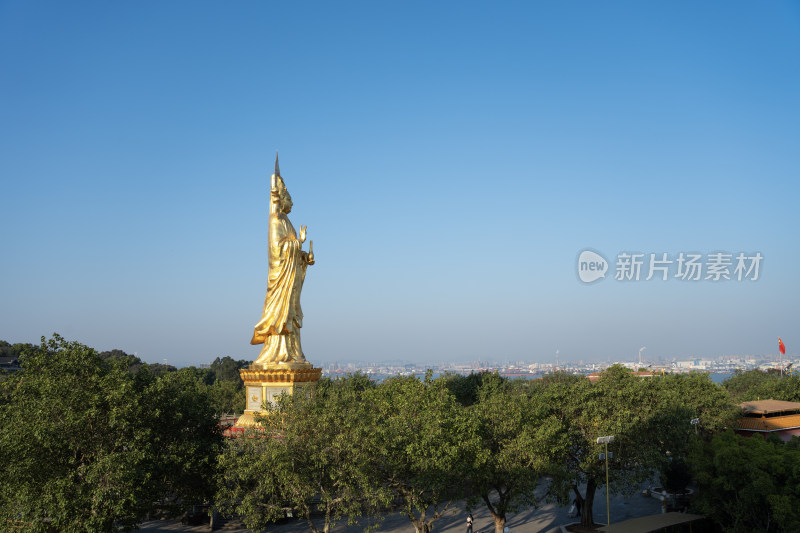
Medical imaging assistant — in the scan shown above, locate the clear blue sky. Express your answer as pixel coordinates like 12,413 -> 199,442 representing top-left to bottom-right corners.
2,2 -> 798,367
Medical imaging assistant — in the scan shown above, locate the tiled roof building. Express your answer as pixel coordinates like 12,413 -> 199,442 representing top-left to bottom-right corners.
736,399 -> 800,441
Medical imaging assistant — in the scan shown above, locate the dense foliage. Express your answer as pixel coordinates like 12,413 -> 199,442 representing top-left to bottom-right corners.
724,369 -> 800,403
0,335 -> 223,532
221,367 -> 743,531
366,373 -> 472,533
691,431 -> 800,532
218,373 -> 388,533
461,375 -> 569,533
0,340 -> 39,359
4,335 -> 799,533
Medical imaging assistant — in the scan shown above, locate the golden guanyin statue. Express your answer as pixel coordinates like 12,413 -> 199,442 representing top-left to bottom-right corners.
250,155 -> 314,367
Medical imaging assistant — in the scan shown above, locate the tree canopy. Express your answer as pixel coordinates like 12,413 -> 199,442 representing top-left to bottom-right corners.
364,373 -> 472,533
218,373 -> 386,533
0,335 -> 222,532
724,369 -> 800,403
2,335 -> 793,533
691,431 -> 800,532
537,366 -> 735,528
464,377 -> 568,533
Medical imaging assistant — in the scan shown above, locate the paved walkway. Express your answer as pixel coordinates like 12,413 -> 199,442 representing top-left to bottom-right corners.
139,486 -> 664,533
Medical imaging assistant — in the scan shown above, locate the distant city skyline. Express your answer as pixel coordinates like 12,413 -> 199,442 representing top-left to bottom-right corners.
2,3 -> 798,366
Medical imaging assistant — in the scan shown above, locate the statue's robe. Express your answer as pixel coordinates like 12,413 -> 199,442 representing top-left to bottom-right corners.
251,212 -> 308,364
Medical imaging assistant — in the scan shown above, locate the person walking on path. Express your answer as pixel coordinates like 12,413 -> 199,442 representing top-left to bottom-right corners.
571,497 -> 582,517
466,514 -> 474,533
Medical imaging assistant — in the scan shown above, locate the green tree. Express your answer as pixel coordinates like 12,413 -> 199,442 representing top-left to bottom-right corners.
218,373 -> 387,533
185,356 -> 249,414
217,435 -> 293,528
141,367 -> 224,513
177,363 -> 245,413
97,348 -> 142,370
745,375 -> 800,402
0,340 -> 39,359
543,366 -> 674,528
209,356 -> 249,382
444,371 -> 506,407
0,341 -> 38,382
661,458 -> 691,494
691,431 -> 800,532
724,369 -> 780,401
0,335 -> 152,531
365,373 -> 471,533
465,379 -> 568,533
543,369 -> 736,528
96,349 -> 177,377
207,379 -> 246,414
724,369 -> 800,403
0,335 -> 222,532
647,372 -> 738,449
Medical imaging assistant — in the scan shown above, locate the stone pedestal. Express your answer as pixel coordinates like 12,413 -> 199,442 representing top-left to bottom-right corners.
233,364 -> 322,429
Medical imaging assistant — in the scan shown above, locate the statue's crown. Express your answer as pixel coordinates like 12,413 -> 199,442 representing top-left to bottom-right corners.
271,153 -> 287,193
273,175 -> 288,194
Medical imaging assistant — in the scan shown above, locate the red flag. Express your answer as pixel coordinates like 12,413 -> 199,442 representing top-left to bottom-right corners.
779,338 -> 786,355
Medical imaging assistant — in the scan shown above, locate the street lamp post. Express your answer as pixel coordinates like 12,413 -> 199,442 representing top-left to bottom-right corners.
597,435 -> 615,529
690,418 -> 700,436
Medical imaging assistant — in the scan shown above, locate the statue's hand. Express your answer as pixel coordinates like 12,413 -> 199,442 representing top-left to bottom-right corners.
299,225 -> 307,243
307,241 -> 315,265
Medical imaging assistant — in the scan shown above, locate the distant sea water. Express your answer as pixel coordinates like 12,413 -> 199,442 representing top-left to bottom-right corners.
341,370 -> 734,384
709,372 -> 731,384
363,371 -> 549,382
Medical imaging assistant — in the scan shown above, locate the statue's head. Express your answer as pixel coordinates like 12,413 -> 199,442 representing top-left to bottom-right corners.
274,176 -> 293,214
